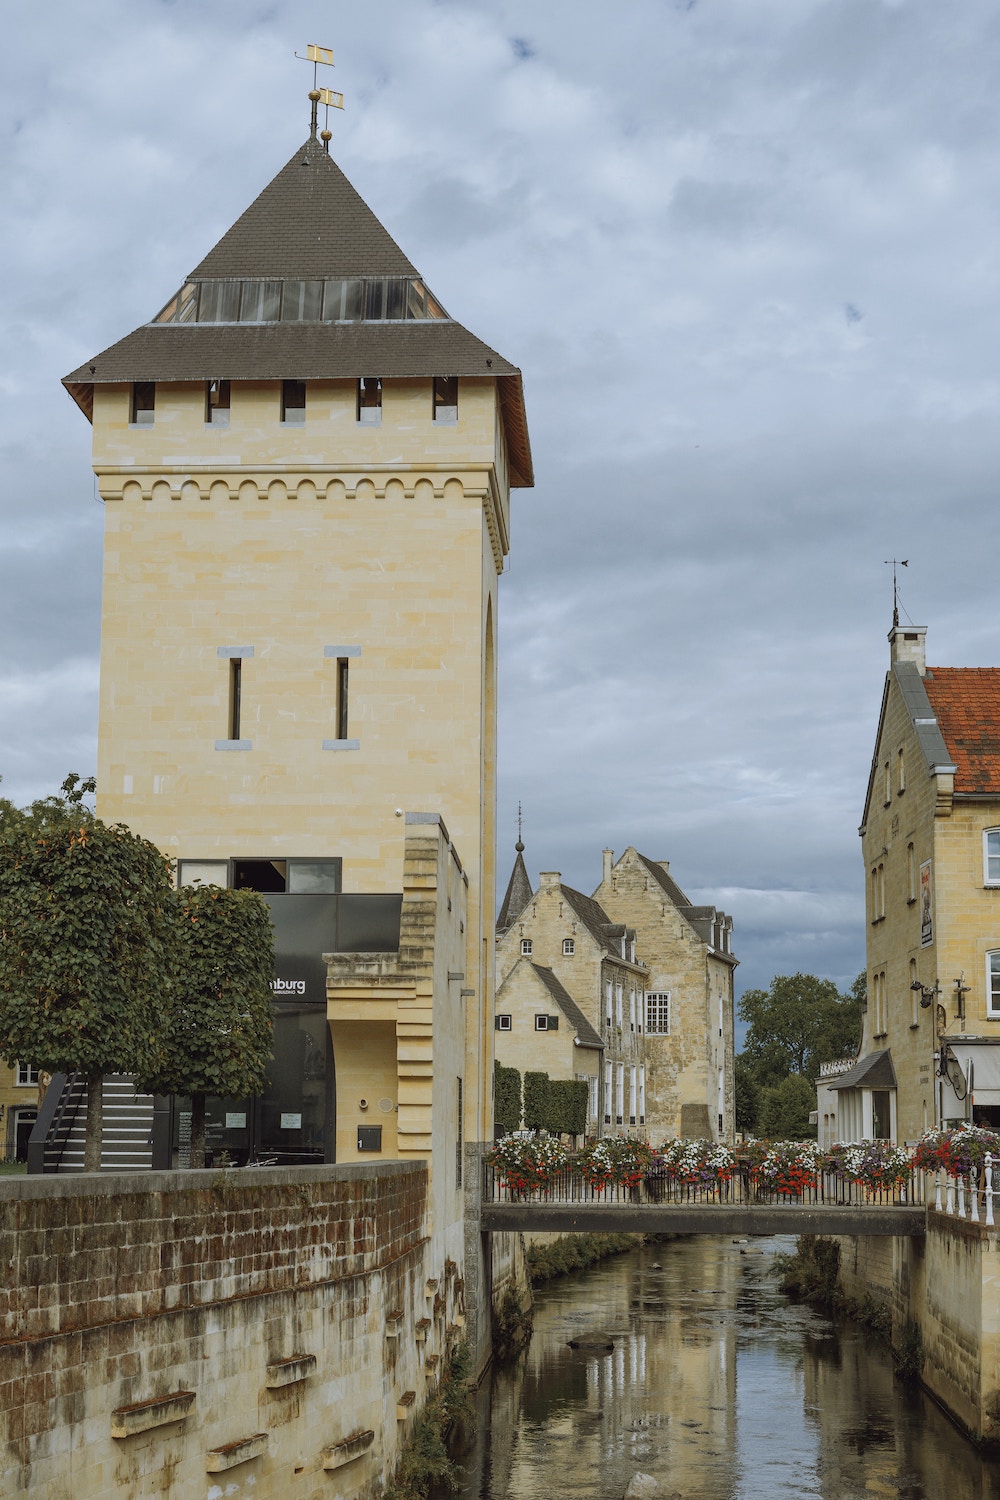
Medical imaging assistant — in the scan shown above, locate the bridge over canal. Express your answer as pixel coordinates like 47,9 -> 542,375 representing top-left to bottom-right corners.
478,1162 -> 971,1238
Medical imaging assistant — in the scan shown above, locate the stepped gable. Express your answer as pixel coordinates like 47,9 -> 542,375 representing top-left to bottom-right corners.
497,842 -> 534,935
530,965 -> 604,1049
62,136 -> 532,486
922,668 -> 1000,794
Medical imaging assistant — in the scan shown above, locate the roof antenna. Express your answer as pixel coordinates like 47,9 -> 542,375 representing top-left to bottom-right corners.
884,558 -> 908,628
516,801 -> 524,854
295,43 -> 342,142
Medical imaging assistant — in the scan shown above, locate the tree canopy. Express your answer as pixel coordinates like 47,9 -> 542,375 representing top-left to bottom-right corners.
0,776 -> 176,1168
738,971 -> 863,1089
135,883 -> 274,1166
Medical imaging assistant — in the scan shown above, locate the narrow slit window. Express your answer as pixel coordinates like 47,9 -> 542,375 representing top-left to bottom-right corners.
336,658 -> 349,740
433,376 -> 458,424
206,379 -> 230,425
281,380 -> 306,425
131,382 -> 155,426
358,377 -> 382,425
229,659 -> 242,740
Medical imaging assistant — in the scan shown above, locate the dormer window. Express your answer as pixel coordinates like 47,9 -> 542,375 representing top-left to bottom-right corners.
130,382 -> 155,426
358,377 -> 382,426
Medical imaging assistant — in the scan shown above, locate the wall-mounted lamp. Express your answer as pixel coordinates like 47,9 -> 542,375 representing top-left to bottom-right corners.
910,979 -> 940,1009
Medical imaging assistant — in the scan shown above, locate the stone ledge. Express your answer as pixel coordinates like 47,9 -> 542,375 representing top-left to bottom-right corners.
111,1390 -> 195,1438
415,1318 -> 431,1342
266,1353 -> 317,1388
396,1391 -> 417,1420
322,1429 -> 375,1470
206,1432 -> 268,1472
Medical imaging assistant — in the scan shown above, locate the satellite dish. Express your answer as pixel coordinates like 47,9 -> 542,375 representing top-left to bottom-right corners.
945,1049 -> 968,1100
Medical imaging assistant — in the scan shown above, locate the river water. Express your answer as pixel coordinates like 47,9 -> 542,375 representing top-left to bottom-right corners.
454,1236 -> 1000,1500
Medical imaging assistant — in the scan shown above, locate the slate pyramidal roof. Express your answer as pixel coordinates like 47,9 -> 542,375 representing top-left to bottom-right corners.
62,136 -> 532,487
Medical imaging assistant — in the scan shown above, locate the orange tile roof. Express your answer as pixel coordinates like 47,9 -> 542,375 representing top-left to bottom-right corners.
923,668 -> 1000,793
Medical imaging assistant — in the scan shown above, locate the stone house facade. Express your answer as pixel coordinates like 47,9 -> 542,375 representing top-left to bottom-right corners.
493,959 -> 604,1135
496,863 -> 649,1137
842,623 -> 1000,1143
593,848 -> 736,1141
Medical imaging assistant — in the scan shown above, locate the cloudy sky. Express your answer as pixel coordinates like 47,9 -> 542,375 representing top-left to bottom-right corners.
4,0 -> 1000,1016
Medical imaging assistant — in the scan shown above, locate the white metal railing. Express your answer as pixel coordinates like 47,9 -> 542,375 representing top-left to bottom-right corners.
933,1152 -> 996,1227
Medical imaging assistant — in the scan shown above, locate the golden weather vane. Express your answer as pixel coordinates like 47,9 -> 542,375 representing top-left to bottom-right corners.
295,43 -> 345,150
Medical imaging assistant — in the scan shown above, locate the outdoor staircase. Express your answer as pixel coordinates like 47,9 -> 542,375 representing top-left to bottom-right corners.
28,1074 -> 156,1173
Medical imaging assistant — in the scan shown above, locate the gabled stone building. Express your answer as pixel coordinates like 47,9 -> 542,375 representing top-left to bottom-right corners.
593,848 -> 736,1141
494,959 -> 604,1135
841,623 -> 1000,1143
496,859 -> 649,1137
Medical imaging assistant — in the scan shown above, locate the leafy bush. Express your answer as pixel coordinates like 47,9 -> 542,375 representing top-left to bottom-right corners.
523,1071 -> 549,1132
548,1078 -> 588,1137
494,1061 -> 522,1136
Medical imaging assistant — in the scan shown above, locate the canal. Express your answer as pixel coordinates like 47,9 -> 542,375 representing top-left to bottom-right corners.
455,1236 -> 1000,1500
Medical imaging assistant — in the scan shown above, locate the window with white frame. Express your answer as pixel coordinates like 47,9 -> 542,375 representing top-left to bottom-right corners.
563,938 -> 575,955
615,1063 -> 625,1124
521,938 -> 533,956
985,831 -> 1000,886
495,1014 -> 512,1032
604,1061 -> 612,1123
638,1065 -> 646,1125
645,992 -> 671,1035
629,1065 -> 637,1124
534,1014 -> 558,1031
588,1074 -> 599,1119
615,984 -> 623,1025
988,951 -> 1000,1017
605,980 -> 613,1027
897,748 -> 905,794
907,843 -> 916,903
883,761 -> 891,805
16,1063 -> 39,1086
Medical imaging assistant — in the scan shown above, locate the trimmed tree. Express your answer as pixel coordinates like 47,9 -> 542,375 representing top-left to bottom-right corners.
494,1061 -> 522,1136
0,777 -> 176,1171
548,1078 -> 588,1140
523,1071 -> 550,1133
135,884 -> 274,1167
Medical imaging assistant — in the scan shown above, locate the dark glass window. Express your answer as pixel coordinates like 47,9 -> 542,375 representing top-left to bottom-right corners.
131,382 -> 155,426
206,380 -> 230,425
433,376 -> 458,424
281,380 -> 306,424
233,859 -> 288,893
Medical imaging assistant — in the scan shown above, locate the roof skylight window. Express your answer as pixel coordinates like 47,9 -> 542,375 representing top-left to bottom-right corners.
152,277 -> 448,326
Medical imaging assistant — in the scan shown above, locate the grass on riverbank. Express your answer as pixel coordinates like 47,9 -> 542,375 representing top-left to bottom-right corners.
774,1235 -> 922,1380
383,1341 -> 475,1499
525,1233 -> 639,1286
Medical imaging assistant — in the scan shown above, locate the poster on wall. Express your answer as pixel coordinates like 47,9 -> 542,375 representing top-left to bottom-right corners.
920,859 -> 933,947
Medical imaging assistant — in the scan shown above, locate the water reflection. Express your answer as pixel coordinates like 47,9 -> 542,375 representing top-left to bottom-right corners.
455,1237 -> 1000,1500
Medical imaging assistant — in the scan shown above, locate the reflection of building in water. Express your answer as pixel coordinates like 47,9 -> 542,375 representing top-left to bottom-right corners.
801,1313 -> 999,1498
496,1248 -> 738,1498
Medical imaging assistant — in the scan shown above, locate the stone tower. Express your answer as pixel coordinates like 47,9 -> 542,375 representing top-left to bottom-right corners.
63,131 -> 532,1169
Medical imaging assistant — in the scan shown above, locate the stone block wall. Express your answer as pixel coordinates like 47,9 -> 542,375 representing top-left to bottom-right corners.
0,1162 -> 469,1499
837,1216 -> 1000,1443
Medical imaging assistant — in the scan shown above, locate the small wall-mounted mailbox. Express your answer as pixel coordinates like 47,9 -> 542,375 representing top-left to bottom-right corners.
357,1125 -> 382,1152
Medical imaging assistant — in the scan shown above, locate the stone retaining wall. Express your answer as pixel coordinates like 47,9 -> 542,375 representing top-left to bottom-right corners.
0,1162 -> 471,1499
837,1213 -> 1000,1444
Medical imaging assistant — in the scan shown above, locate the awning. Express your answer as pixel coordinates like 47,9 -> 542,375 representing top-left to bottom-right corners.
948,1041 -> 1000,1100
829,1049 -> 897,1091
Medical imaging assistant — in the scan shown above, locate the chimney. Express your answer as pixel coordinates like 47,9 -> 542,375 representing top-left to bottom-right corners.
889,624 -> 927,676
602,849 -> 614,884
539,871 -> 561,890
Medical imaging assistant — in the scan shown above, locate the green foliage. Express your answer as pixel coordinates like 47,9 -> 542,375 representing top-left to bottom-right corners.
774,1234 -> 843,1306
739,971 -> 863,1088
135,884 -> 274,1100
383,1342 -> 473,1499
525,1233 -> 637,1286
0,779 -> 175,1081
758,1072 -> 817,1140
547,1078 -> 588,1137
492,1287 -> 534,1363
734,1055 -> 760,1133
493,1060 -> 522,1135
522,1070 -> 549,1132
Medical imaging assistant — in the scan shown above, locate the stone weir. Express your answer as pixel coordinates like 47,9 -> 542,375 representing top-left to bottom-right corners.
0,1162 -> 469,1499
